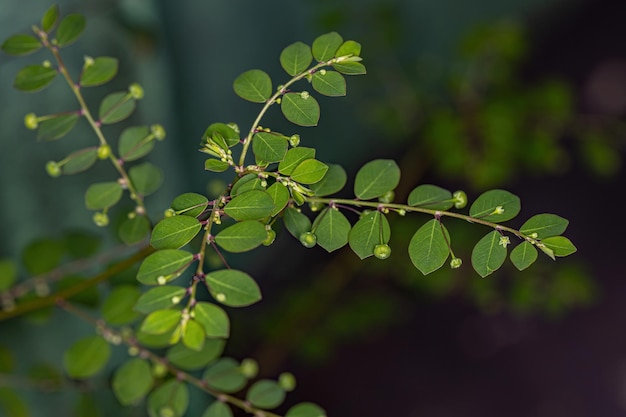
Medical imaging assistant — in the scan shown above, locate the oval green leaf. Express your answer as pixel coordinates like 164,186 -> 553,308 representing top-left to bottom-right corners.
134,285 -> 187,314
112,359 -> 153,405
469,189 -> 521,222
118,126 -> 154,161
136,249 -> 194,285
56,14 -> 86,47
266,182 -> 290,216
312,71 -> 346,96
140,309 -> 181,335
280,41 -> 313,76
348,211 -> 390,259
310,163 -> 347,196
167,339 -> 225,371
202,402 -> 234,417
171,193 -> 209,217
203,358 -> 247,393
99,91 -> 135,125
336,40 -> 361,57
0,259 -> 17,292
283,206 -> 311,239
101,285 -> 141,325
281,93 -> 320,127
520,214 -> 569,238
354,159 -> 400,200
205,159 -> 230,172
205,269 -> 262,307
332,61 -> 367,75
541,236 -> 577,257
247,380 -> 286,409
312,32 -> 343,62
408,219 -> 450,275
278,147 -> 316,175
312,208 -> 351,252
63,336 -> 110,379
129,161 -> 163,196
14,65 -> 57,92
80,57 -> 118,87
193,302 -> 230,338
37,113 -> 80,141
407,185 -> 453,210
253,132 -> 288,163
224,190 -> 275,221
62,147 -> 97,175
1,34 -> 41,56
182,319 -> 205,351
118,214 -> 151,245
85,181 -> 123,210
42,5 -> 60,32
291,159 -> 328,184
286,402 -> 327,417
214,221 -> 267,253
510,241 -> 538,271
233,69 -> 272,103
204,123 -> 240,147
471,230 -> 508,277
231,173 -> 265,197
147,380 -> 188,417
151,216 -> 201,250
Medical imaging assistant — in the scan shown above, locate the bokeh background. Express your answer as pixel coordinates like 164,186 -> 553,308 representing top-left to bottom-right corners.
1,0 -> 626,416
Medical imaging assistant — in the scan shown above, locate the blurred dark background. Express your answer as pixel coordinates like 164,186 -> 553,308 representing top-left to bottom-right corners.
1,0 -> 626,416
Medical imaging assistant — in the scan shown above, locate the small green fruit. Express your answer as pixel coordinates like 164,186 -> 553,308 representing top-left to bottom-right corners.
453,190 -> 467,209
45,161 -> 62,178
92,212 -> 109,227
299,232 -> 317,248
263,229 -> 276,246
151,124 -> 166,141
97,144 -> 111,160
240,358 -> 259,379
378,190 -> 395,204
373,243 -> 391,259
24,113 -> 38,130
128,83 -> 144,99
278,372 -> 297,392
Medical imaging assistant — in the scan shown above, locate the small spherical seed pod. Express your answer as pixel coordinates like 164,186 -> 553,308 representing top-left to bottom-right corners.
164,208 -> 176,218
453,190 -> 467,209
151,362 -> 168,378
378,190 -> 395,204
278,372 -> 297,392
24,113 -> 38,130
151,124 -> 166,140
159,406 -> 175,417
97,144 -> 111,160
92,212 -> 109,227
263,229 -> 276,246
128,83 -> 144,99
240,358 -> 259,379
45,161 -> 62,178
309,201 -> 324,212
373,243 -> 392,259
299,231 -> 317,248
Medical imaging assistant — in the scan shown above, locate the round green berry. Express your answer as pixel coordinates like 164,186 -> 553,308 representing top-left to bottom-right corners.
240,358 -> 259,379
299,232 -> 317,248
97,144 -> 111,160
151,124 -> 166,141
164,208 -> 176,218
373,243 -> 391,259
378,190 -> 395,204
128,83 -> 144,99
92,212 -> 109,227
24,113 -> 38,130
278,372 -> 297,392
45,161 -> 62,178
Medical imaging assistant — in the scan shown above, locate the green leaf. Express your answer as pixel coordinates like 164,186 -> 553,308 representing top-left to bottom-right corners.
0,260 -> 17,292
62,148 -> 98,175
1,35 -> 41,56
309,163 -> 347,196
283,207 -> 311,239
101,285 -> 141,325
85,182 -> 123,210
202,402 -> 233,417
118,126 -> 154,161
266,182 -> 290,216
56,14 -> 86,47
205,159 -> 230,172
280,41 -> 313,76
336,40 -> 362,57
224,190 -> 275,221
171,193 -> 209,217
291,159 -> 328,184
41,5 -> 60,32
99,91 -> 135,125
22,238 -> 65,275
332,62 -> 367,75
278,147 -> 316,175
140,309 -> 181,335
407,185 -> 453,210
80,57 -> 118,87
134,285 -> 186,314
510,241 -> 538,271
129,162 -> 163,196
203,358 -> 247,393
408,219 -> 450,275
14,65 -> 57,92
118,214 -> 150,245
231,174 -> 265,197
151,216 -> 201,250
313,208 -> 351,252
167,339 -> 225,371
253,132 -> 288,163
136,327 -> 178,349
194,302 -> 230,338
112,359 -> 153,406
37,113 -> 79,141
63,336 -> 110,379
312,32 -> 343,61
182,319 -> 205,351
147,380 -> 188,417
354,159 -> 400,200
203,123 -> 240,147
64,230 -> 100,259
0,388 -> 29,417
136,249 -> 194,285
348,211 -> 390,259
233,69 -> 272,103
205,269 -> 262,307
214,221 -> 267,253
281,93 -> 320,127
471,230 -> 508,277
469,189 -> 521,222
56,276 -> 99,307
286,402 -> 327,417
520,214 -> 569,238
541,236 -> 577,257
312,71 -> 346,96
247,380 -> 286,409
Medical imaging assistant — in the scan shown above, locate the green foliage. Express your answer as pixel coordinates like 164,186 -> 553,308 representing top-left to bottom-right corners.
63,336 -> 110,378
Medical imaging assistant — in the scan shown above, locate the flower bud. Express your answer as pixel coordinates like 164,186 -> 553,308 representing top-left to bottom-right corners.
45,161 -> 62,178
24,113 -> 38,130
97,144 -> 111,160
151,124 -> 166,140
92,212 -> 109,227
128,83 -> 144,99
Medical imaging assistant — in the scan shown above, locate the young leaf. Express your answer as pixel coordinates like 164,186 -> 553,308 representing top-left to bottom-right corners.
202,402 -> 233,417
14,65 -> 57,92
247,380 -> 286,409
332,61 -> 367,75
134,285 -> 187,314
280,41 -> 313,76
205,269 -> 262,307
136,249 -> 194,285
112,359 -> 153,406
22,238 -> 65,275
541,236 -> 577,257
41,5 -> 60,32
140,309 -> 182,335
182,319 -> 205,351
151,216 -> 201,250
309,163 -> 347,196
407,185 -> 453,210
203,358 -> 247,393
167,339 -> 225,371
223,190 -> 275,221
408,219 -> 450,275
471,230 -> 508,277
231,174 -> 265,197
312,71 -> 346,96
312,208 -> 351,252
1,35 -> 41,56
84,182 -> 123,210
37,114 -> 80,141
63,336 -> 110,379
61,148 -> 98,175
281,93 -> 320,127
171,193 -> 209,217
312,32 -> 343,61
56,14 -> 86,47
520,214 -> 569,238
204,123 -> 240,147
193,302 -> 230,338
278,147 -> 316,175
348,211 -> 390,259
253,132 -> 288,163
510,241 -> 538,271
118,214 -> 151,245
354,159 -> 400,200
291,159 -> 328,184
80,57 -> 118,87
214,221 -> 267,253
101,285 -> 141,325
99,92 -> 135,124
266,182 -> 290,216
469,189 -> 521,222
118,126 -> 154,161
286,402 -> 327,417
233,69 -> 272,103
129,162 -> 163,196
336,40 -> 362,57
205,159 -> 230,172
147,380 -> 189,417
